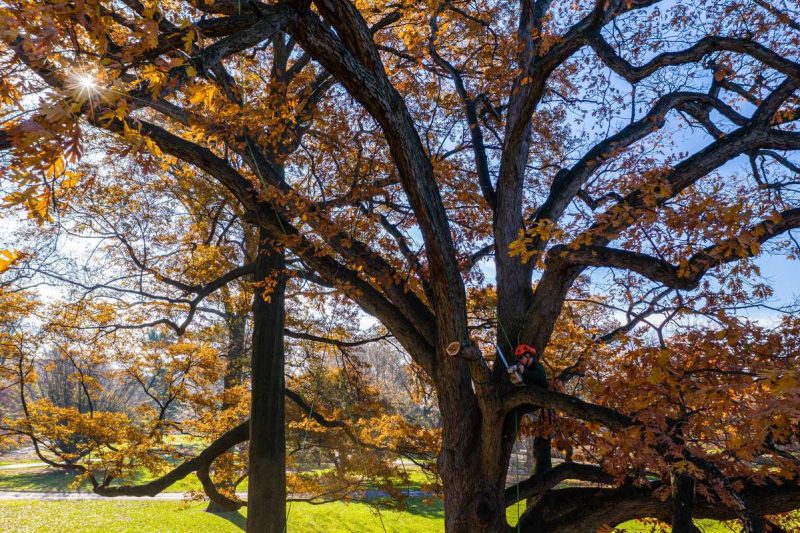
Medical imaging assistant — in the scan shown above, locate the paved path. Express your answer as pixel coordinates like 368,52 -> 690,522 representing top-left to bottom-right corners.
0,462 -> 47,470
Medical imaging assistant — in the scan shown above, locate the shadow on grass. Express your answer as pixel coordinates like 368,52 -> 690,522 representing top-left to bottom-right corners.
209,510 -> 246,531
0,465 -> 202,494
405,496 -> 444,518
366,496 -> 444,519
0,469 -> 82,492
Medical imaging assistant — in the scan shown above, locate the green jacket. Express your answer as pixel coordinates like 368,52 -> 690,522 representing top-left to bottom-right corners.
521,360 -> 547,387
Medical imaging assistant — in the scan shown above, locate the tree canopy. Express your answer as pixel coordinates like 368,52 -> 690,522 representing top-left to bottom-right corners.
1,0 -> 800,532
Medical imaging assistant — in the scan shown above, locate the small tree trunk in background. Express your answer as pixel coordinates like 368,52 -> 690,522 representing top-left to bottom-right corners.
671,472 -> 697,533
246,229 -> 286,533
533,435 -> 552,475
524,434 -> 534,474
205,499 -> 236,514
206,311 -> 248,513
223,312 -> 248,395
524,435 -> 552,510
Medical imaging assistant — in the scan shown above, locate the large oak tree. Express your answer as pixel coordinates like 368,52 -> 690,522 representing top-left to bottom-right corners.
2,0 -> 800,531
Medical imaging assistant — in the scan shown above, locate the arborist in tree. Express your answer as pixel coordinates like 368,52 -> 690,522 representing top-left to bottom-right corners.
513,344 -> 548,388
514,344 -> 556,427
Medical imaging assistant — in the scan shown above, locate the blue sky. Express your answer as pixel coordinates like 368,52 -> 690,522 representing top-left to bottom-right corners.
754,253 -> 800,306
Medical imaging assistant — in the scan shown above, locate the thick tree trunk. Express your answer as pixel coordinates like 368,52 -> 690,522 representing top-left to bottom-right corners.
438,434 -> 516,533
246,231 -> 286,533
671,472 -> 697,533
438,415 -> 509,533
436,352 -> 512,533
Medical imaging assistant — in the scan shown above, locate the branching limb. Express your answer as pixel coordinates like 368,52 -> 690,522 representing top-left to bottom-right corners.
531,92 -> 748,240
519,480 -> 800,533
428,3 -> 495,211
503,462 -> 613,506
502,386 -> 633,430
93,421 -> 248,498
287,2 -> 468,326
590,35 -> 800,84
546,207 -> 800,290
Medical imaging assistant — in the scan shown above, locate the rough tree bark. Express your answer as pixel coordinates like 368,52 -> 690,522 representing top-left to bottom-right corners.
435,373 -> 501,532
247,228 -> 287,533
671,473 -> 698,533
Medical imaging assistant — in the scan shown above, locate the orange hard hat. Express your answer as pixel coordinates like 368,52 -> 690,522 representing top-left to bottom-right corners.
514,344 -> 537,358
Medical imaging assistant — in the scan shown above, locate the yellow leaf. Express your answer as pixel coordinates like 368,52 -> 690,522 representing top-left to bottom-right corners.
0,249 -> 20,273
62,171 -> 80,189
45,157 -> 66,179
182,28 -> 196,53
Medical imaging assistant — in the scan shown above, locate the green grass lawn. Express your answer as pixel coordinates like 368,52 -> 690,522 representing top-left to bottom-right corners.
0,462 -> 791,532
0,467 -> 203,493
0,499 -> 444,533
0,499 -> 758,532
0,491 -> 773,533
615,519 -> 742,532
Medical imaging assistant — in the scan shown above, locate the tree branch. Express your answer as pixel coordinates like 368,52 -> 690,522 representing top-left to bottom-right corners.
502,386 -> 633,430
504,461 -> 614,506
428,2 -> 495,211
283,329 -> 390,347
520,479 -> 800,533
590,34 -> 800,84
287,3 -> 468,331
93,421 -> 248,499
547,207 -> 800,290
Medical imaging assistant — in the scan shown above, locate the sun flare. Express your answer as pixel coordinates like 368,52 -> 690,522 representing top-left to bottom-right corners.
67,68 -> 103,100
76,74 -> 97,91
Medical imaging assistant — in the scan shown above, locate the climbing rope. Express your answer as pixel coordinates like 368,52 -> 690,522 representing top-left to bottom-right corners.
498,317 -> 523,531
514,409 -> 521,532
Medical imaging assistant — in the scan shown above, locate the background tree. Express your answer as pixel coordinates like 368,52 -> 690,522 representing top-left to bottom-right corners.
0,147 -> 436,527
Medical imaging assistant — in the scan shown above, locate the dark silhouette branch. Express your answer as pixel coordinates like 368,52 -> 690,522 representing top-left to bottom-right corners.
502,386 -> 633,430
504,462 -> 614,506
547,207 -> 800,290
